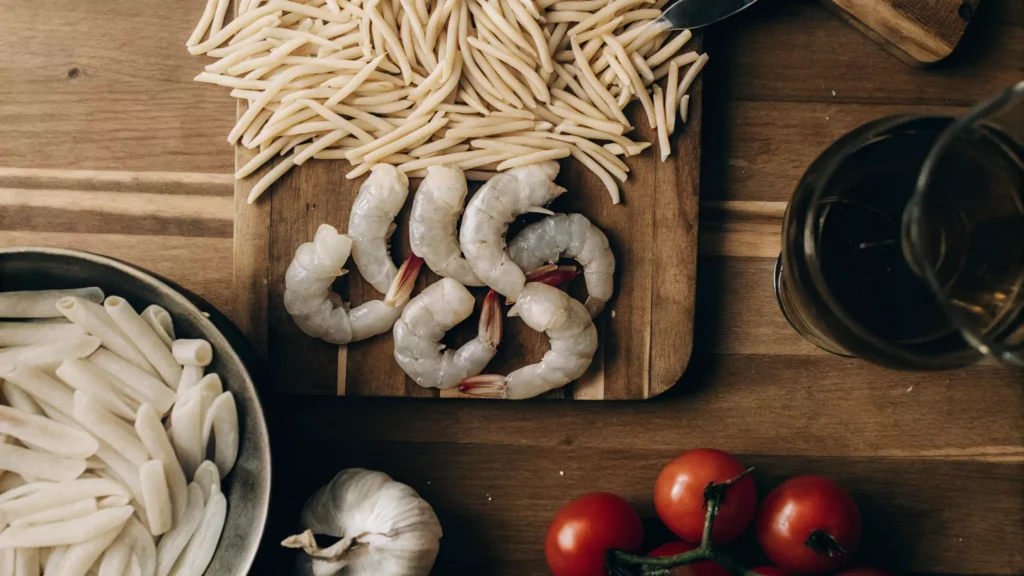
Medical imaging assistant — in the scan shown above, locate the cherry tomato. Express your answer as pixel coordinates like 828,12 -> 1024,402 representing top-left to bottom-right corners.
756,475 -> 862,574
834,569 -> 894,576
649,541 -> 731,576
751,567 -> 790,576
545,492 -> 644,576
654,449 -> 757,544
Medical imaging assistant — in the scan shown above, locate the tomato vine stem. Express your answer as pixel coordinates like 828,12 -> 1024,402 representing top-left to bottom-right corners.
606,468 -> 760,576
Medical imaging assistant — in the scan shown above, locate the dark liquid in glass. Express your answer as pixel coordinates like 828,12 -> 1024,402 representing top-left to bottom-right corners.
813,117 -> 1024,359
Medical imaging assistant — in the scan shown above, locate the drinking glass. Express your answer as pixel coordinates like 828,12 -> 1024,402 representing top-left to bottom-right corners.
775,82 -> 1023,369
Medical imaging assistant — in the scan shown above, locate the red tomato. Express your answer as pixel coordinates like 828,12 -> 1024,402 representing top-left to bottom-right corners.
834,569 -> 893,576
654,449 -> 757,544
545,492 -> 644,576
751,567 -> 790,576
649,542 -> 731,576
756,475 -> 862,574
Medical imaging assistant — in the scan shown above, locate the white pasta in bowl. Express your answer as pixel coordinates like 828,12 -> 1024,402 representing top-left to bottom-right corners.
0,247 -> 270,576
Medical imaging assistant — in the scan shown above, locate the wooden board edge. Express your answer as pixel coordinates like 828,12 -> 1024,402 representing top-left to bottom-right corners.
232,35 -> 706,401
646,37 -> 703,400
232,100 -> 271,356
818,0 -> 973,66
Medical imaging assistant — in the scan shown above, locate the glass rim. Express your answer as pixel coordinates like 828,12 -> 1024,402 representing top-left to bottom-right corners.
903,81 -> 1024,366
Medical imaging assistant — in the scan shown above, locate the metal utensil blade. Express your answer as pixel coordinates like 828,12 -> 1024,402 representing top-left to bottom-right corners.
658,0 -> 760,29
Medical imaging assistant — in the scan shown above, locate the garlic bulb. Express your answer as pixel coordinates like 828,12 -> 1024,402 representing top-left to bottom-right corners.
281,469 -> 442,576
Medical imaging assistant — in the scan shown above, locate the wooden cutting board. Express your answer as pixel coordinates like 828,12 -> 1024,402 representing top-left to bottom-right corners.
821,0 -> 981,66
233,45 -> 702,400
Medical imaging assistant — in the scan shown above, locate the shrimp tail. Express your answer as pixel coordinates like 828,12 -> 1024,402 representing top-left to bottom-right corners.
480,290 -> 503,347
459,374 -> 507,397
384,255 -> 425,307
526,264 -> 579,287
507,265 -> 578,303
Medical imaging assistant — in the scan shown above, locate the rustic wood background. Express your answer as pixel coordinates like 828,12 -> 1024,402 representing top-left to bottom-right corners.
1,0 -> 1021,573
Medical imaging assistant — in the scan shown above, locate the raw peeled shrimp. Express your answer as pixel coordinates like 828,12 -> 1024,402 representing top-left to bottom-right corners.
349,164 -> 410,294
394,280 -> 502,390
459,282 -> 597,400
409,165 -> 485,287
459,161 -> 565,301
508,213 -> 615,317
284,224 -> 422,344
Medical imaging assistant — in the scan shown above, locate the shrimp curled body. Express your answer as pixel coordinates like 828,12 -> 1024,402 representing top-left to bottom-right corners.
409,165 -> 484,287
459,162 -> 565,301
284,224 -> 421,345
394,279 -> 502,390
460,282 -> 597,399
349,164 -> 410,294
508,213 -> 615,317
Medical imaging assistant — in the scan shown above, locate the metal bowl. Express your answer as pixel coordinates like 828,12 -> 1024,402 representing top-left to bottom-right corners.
0,246 -> 271,576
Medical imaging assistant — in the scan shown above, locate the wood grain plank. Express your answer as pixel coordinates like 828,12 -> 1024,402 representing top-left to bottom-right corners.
606,117 -> 656,400
694,257 -> 824,356
0,167 -> 232,196
649,40 -> 703,398
0,0 -> 234,173
0,168 -> 234,238
699,227 -> 781,259
233,108 -> 272,353
698,201 -> 787,259
271,354 -> 1024,456
703,101 -> 968,203
0,188 -> 232,238
0,231 -> 232,313
711,0 -> 1023,106
266,160 -> 347,396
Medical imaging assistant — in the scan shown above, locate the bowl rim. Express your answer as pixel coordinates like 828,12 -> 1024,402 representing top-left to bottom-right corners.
0,245 -> 272,574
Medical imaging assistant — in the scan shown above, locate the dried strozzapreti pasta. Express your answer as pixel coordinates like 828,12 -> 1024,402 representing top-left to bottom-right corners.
188,0 -> 708,203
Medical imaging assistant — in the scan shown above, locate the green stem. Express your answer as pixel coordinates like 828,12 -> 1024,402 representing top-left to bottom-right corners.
606,469 -> 759,576
700,495 -> 720,550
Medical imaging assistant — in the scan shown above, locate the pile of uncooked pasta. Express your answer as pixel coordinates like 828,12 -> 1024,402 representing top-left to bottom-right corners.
188,0 -> 707,204
0,288 -> 238,575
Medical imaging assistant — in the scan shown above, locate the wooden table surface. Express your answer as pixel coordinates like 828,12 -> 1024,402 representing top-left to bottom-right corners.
1,0 -> 1022,574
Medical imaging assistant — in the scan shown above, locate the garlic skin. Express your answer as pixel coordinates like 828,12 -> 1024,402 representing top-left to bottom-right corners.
282,469 -> 442,576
